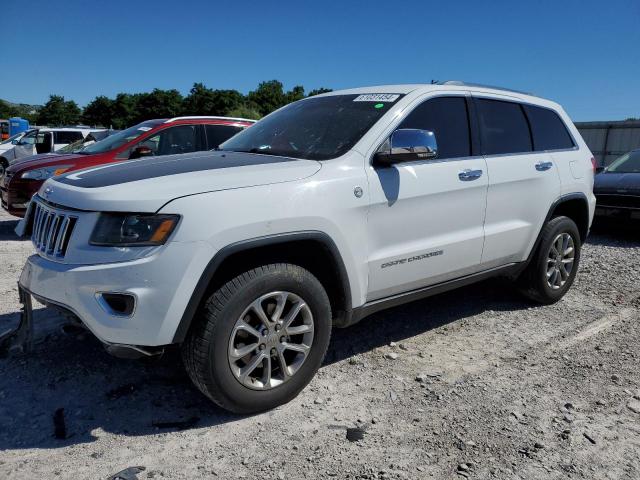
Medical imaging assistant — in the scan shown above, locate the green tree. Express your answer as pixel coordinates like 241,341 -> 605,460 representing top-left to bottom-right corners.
81,95 -> 114,127
182,83 -> 244,116
133,88 -> 183,123
307,87 -> 333,97
0,100 -> 19,119
226,105 -> 262,120
286,85 -> 305,103
110,93 -> 138,129
247,80 -> 287,116
36,95 -> 81,126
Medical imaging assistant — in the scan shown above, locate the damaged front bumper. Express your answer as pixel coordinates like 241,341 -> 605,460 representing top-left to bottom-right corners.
0,285 -> 34,355
0,284 -> 164,359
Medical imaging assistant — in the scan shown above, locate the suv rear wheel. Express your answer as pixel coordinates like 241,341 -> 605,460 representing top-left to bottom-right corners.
518,215 -> 581,304
182,263 -> 331,413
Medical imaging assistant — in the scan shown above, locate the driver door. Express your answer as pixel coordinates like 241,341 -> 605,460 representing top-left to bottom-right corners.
13,130 -> 37,160
365,95 -> 488,301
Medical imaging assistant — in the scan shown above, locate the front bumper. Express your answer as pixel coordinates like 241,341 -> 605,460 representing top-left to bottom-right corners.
594,193 -> 640,220
0,177 -> 40,217
18,240 -> 216,346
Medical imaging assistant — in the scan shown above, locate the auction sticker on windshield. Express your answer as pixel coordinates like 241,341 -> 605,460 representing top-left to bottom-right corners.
353,94 -> 400,102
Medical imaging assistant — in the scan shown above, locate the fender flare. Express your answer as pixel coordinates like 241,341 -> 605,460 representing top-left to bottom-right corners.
523,192 -> 590,267
171,230 -> 352,343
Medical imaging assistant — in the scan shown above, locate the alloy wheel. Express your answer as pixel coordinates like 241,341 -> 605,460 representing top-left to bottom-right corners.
546,232 -> 575,290
228,291 -> 314,390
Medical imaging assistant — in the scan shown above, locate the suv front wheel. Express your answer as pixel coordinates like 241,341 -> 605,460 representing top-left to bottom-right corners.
518,215 -> 581,304
182,263 -> 332,413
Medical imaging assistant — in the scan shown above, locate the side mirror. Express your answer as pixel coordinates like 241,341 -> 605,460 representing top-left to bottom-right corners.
129,145 -> 153,159
374,129 -> 438,166
595,166 -> 605,174
11,139 -> 18,145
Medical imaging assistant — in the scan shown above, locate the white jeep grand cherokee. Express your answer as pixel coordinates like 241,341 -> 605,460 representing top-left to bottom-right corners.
10,82 -> 596,413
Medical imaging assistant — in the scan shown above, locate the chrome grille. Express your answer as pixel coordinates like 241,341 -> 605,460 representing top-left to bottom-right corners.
31,201 -> 77,258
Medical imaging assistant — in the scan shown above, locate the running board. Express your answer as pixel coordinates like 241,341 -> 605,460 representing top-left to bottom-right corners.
342,263 -> 520,327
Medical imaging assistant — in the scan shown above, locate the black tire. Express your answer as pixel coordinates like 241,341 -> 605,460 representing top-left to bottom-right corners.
518,215 -> 581,304
182,263 -> 331,414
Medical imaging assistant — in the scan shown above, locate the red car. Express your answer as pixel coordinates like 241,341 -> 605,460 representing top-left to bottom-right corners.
1,116 -> 255,217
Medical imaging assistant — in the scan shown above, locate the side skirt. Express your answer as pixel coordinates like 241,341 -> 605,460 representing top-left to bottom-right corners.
341,263 -> 522,328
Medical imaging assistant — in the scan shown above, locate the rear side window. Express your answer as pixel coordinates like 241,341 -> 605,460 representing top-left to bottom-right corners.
399,97 -> 471,159
524,105 -> 575,151
476,99 -> 532,155
54,131 -> 84,144
205,125 -> 244,149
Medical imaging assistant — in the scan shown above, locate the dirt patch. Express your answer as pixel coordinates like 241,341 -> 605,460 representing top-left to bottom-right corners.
0,208 -> 639,479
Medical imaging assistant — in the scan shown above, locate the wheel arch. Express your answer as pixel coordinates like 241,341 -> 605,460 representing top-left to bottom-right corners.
548,193 -> 590,242
172,231 -> 353,343
521,192 -> 589,270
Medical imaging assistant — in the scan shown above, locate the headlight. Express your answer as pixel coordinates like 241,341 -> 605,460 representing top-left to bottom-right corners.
21,165 -> 72,180
90,213 -> 180,246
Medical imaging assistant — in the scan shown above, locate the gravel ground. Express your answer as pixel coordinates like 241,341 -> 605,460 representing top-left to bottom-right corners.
0,207 -> 639,480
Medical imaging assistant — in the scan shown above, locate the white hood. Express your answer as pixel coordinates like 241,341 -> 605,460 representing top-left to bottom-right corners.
41,150 -> 321,212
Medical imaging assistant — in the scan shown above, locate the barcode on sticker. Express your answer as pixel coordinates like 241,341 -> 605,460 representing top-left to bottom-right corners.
353,94 -> 400,102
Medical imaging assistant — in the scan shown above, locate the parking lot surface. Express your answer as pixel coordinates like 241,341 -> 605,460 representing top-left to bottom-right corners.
0,207 -> 639,480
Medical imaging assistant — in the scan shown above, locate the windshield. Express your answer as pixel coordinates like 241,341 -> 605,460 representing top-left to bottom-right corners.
607,150 -> 640,174
58,138 -> 87,153
1,132 -> 25,145
79,120 -> 163,155
220,94 -> 404,160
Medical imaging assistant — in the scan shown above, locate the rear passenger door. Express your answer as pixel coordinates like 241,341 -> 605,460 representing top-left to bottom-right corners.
474,96 -> 561,267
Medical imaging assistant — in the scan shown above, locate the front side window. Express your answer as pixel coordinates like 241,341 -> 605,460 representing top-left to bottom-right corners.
398,96 -> 471,159
80,120 -> 164,155
134,125 -> 198,157
476,99 -> 532,155
221,94 -> 403,160
524,105 -> 574,151
607,150 -> 640,173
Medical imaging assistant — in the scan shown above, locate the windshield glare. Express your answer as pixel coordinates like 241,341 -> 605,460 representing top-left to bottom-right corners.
220,94 -> 403,160
80,121 -> 162,155
607,151 -> 640,173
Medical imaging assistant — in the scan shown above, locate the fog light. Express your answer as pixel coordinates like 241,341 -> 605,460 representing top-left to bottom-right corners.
97,292 -> 136,317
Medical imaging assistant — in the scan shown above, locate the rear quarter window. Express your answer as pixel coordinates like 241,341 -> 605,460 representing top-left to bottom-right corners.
205,125 -> 244,149
523,105 -> 575,151
476,99 -> 532,155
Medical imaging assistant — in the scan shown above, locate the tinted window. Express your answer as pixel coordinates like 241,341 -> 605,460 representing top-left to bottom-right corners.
205,125 -> 244,149
524,105 -> 574,151
82,121 -> 164,155
221,94 -> 403,160
140,125 -> 198,156
476,99 -> 532,155
399,97 -> 471,159
54,131 -> 84,144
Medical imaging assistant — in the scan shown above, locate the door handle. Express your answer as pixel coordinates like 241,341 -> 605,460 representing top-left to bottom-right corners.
535,161 -> 553,171
458,169 -> 483,181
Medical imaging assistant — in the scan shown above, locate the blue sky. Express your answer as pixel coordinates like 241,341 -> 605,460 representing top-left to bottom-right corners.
2,0 -> 638,121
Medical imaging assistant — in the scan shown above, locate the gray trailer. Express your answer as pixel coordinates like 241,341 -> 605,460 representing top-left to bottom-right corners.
575,120 -> 640,167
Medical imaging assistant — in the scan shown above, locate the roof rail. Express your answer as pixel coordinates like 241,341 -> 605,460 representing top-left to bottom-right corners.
436,80 -> 533,96
164,116 -> 257,124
